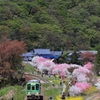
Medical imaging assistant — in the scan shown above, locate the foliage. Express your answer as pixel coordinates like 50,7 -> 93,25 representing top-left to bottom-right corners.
70,50 -> 81,65
58,51 -> 70,63
81,51 -> 96,64
0,0 -> 100,50
95,49 -> 100,75
0,40 -> 27,80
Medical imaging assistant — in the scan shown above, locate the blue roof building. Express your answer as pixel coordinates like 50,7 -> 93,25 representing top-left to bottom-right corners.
22,52 -> 34,57
22,49 -> 63,61
51,51 -> 62,59
33,49 -> 58,59
22,52 -> 34,61
51,51 -> 62,56
34,49 -> 51,55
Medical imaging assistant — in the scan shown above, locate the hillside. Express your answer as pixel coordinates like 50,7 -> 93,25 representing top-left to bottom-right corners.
0,0 -> 100,50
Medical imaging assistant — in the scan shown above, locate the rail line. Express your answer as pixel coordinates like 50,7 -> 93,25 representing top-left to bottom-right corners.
24,73 -> 50,83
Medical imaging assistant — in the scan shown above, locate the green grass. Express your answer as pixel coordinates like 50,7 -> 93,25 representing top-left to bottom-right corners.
45,87 -> 62,99
0,85 -> 26,100
23,63 -> 36,74
14,86 -> 26,100
42,83 -> 51,88
42,83 -> 62,100
0,86 -> 14,96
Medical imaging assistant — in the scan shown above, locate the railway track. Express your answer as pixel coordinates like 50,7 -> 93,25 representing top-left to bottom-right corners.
24,73 -> 50,83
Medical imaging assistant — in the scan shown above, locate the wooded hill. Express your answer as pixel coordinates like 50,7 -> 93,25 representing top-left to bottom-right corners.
0,0 -> 100,51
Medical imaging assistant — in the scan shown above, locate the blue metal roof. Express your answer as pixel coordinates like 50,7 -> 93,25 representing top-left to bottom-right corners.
34,49 -> 51,54
51,51 -> 62,56
22,52 -> 34,57
41,54 -> 58,59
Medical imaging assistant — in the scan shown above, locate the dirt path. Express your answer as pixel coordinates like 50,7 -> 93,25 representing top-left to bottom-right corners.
93,93 -> 100,100
41,86 -> 46,100
92,78 -> 100,100
86,93 -> 100,100
86,94 -> 97,100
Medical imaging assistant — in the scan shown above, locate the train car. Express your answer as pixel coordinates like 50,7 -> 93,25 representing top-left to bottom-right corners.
26,79 -> 43,100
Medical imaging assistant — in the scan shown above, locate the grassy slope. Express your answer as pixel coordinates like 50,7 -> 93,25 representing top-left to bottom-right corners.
0,86 -> 26,100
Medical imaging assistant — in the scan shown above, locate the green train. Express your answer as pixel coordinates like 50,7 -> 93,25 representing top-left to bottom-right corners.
26,80 -> 43,100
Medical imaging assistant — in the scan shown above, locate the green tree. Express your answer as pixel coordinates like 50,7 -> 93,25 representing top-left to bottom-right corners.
58,51 -> 70,63
0,0 -> 100,50
70,50 -> 81,65
95,49 -> 100,75
0,25 -> 10,42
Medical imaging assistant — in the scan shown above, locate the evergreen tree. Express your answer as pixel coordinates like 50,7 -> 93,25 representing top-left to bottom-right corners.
58,51 -> 69,63
70,50 -> 81,65
95,49 -> 100,75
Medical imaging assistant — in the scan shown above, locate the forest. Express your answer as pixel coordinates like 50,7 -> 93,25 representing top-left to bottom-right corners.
0,0 -> 100,51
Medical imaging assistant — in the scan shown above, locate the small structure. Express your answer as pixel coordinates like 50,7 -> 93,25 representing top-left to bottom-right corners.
33,49 -> 56,59
51,51 -> 62,58
51,51 -> 62,56
22,52 -> 34,61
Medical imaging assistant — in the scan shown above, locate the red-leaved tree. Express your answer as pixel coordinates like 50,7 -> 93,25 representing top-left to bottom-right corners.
81,52 -> 96,64
0,40 -> 27,78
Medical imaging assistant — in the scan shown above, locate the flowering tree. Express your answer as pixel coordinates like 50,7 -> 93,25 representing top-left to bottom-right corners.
32,56 -> 95,96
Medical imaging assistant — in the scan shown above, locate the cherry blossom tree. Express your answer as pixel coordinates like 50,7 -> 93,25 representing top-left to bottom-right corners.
32,56 -> 94,96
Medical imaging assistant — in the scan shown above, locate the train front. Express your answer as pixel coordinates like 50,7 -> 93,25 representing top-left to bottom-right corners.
26,80 -> 41,100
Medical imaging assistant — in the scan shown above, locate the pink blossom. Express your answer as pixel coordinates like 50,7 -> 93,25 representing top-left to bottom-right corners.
84,62 -> 93,70
60,72 -> 66,76
44,60 -> 55,67
75,82 -> 90,91
37,57 -> 47,63
69,86 -> 82,96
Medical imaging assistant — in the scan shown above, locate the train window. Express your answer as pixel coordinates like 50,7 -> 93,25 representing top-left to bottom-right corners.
36,84 -> 39,90
27,84 -> 31,90
32,86 -> 34,90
